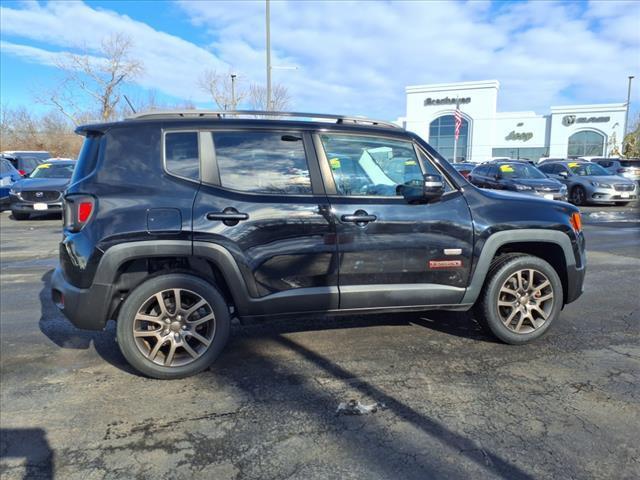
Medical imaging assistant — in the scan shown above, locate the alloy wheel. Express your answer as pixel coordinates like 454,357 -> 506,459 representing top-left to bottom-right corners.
132,288 -> 216,367
496,268 -> 554,334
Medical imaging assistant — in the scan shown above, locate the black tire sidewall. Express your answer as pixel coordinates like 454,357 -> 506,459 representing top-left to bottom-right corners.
571,186 -> 586,206
116,273 -> 230,379
481,256 -> 563,345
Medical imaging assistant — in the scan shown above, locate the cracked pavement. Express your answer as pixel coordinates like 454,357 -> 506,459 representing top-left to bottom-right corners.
1,205 -> 639,479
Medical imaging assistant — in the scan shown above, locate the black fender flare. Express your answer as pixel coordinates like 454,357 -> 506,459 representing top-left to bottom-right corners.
461,229 -> 578,305
92,240 -> 254,316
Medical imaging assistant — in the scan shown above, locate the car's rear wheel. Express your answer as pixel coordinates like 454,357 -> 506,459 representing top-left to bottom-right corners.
569,186 -> 587,205
11,211 -> 29,220
476,254 -> 562,345
116,274 -> 230,379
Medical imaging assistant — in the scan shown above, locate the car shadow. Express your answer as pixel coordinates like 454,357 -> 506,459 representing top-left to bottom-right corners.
0,428 -> 54,480
39,267 -> 497,376
199,334 -> 533,479
9,212 -> 62,221
38,269 -> 138,375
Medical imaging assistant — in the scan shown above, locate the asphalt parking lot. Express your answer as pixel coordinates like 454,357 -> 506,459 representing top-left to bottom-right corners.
1,203 -> 639,480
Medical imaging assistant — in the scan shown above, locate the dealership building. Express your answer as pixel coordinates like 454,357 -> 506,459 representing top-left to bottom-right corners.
396,80 -> 627,163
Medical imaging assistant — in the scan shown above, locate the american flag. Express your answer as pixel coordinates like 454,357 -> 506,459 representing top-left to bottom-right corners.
454,100 -> 462,142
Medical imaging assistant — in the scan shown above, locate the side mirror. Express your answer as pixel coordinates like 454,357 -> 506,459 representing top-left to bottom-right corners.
399,174 -> 445,203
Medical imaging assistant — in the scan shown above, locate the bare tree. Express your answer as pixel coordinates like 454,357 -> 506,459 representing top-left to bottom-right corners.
198,70 -> 246,110
0,106 -> 82,157
248,83 -> 291,111
40,33 -> 143,124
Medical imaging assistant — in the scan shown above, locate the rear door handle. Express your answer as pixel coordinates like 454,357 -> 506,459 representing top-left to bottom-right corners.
206,208 -> 249,226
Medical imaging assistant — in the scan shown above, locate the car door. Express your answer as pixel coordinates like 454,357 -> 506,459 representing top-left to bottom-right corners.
192,129 -> 338,316
314,131 -> 473,309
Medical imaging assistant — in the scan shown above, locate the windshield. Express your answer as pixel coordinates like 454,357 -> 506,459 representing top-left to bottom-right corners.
567,162 -> 609,176
1,158 -> 14,175
29,163 -> 75,179
619,160 -> 640,167
498,163 -> 546,179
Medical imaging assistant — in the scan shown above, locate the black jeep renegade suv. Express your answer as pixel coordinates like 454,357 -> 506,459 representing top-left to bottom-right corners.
52,111 -> 586,379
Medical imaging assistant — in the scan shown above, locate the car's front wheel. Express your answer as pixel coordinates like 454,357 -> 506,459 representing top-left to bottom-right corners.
116,273 -> 230,379
569,186 -> 587,205
476,254 -> 563,345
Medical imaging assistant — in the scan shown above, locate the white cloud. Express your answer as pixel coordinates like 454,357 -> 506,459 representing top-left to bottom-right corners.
177,0 -> 640,118
0,0 -> 638,119
0,1 -> 227,102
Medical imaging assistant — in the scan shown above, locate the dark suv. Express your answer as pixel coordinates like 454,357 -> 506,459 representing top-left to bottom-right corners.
52,111 -> 586,379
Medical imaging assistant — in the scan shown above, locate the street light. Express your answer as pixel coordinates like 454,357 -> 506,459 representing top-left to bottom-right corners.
623,75 -> 635,155
230,74 -> 237,110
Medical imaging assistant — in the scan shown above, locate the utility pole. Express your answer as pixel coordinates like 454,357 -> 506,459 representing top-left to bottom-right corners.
230,74 -> 237,110
266,0 -> 272,110
623,75 -> 634,155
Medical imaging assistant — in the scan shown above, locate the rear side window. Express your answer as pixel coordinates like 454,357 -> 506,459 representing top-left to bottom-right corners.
165,132 -> 199,180
72,134 -> 101,181
213,131 -> 311,195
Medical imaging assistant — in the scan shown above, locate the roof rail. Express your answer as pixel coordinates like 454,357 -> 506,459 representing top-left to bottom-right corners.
126,110 -> 401,129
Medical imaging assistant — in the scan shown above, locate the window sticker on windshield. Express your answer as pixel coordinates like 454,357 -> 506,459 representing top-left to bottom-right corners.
329,158 -> 341,169
37,164 -> 51,169
568,162 -> 579,168
404,160 -> 417,166
500,165 -> 514,172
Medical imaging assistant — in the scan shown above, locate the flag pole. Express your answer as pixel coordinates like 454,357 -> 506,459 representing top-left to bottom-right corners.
452,97 -> 459,163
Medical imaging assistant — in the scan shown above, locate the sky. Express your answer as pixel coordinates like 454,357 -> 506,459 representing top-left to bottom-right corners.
1,0 -> 639,122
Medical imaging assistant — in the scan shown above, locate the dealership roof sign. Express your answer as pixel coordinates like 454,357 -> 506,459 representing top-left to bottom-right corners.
424,97 -> 471,106
562,115 -> 610,126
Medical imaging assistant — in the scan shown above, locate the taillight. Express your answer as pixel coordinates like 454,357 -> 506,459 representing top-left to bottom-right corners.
78,202 -> 93,222
570,212 -> 582,233
64,195 -> 95,232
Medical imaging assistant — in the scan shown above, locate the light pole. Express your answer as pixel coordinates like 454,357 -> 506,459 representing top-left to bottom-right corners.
230,74 -> 237,110
266,0 -> 272,110
623,75 -> 634,155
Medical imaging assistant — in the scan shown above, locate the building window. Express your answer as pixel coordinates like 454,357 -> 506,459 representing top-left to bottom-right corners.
492,147 -> 548,162
567,130 -> 605,157
429,114 -> 469,162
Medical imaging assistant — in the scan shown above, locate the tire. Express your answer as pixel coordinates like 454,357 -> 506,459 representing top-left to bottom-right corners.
116,273 -> 230,379
569,185 -> 587,206
11,211 -> 29,220
475,254 -> 563,345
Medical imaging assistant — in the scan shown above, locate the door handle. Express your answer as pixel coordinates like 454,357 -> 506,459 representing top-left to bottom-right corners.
341,210 -> 377,225
206,208 -> 249,226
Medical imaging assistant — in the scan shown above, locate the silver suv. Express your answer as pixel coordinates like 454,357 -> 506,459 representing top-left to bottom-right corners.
539,160 -> 637,205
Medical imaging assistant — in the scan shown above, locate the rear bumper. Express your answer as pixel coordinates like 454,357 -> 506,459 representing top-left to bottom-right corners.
565,231 -> 586,304
51,267 -> 112,331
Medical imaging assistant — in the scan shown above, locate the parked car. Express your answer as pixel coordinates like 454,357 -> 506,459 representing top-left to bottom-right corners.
451,162 -> 476,179
51,110 -> 585,379
537,157 -> 566,165
1,151 -> 51,176
9,160 -> 76,220
591,158 -> 640,185
538,161 -> 638,206
1,158 -> 22,210
467,160 -> 567,201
